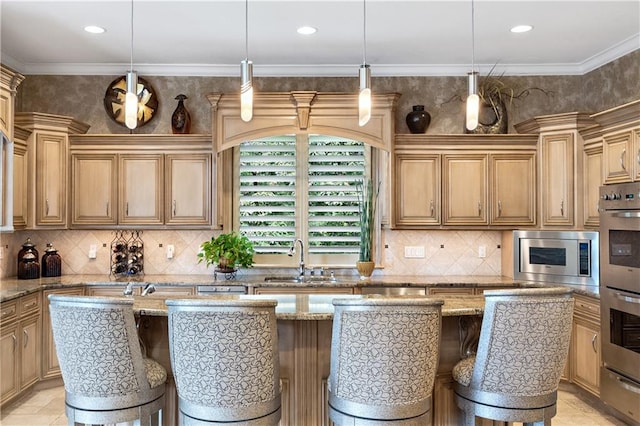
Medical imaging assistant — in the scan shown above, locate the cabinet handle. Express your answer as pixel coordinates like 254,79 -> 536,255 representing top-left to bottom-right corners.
24,301 -> 36,310
636,148 -> 640,166
620,148 -> 627,171
23,329 -> 28,348
46,199 -> 49,215
126,202 -> 129,216
429,200 -> 434,216
560,199 -> 564,216
478,201 -> 482,215
106,202 -> 109,216
591,333 -> 597,353
498,200 -> 502,217
12,333 -> 16,351
173,200 -> 177,216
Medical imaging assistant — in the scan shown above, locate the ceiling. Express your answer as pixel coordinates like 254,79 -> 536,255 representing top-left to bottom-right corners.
1,0 -> 639,77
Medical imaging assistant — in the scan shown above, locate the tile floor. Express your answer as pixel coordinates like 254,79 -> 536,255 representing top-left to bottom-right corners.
0,382 -> 630,425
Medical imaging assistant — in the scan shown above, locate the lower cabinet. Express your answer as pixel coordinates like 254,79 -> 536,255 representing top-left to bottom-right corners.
570,294 -> 601,396
0,292 -> 41,407
41,287 -> 84,380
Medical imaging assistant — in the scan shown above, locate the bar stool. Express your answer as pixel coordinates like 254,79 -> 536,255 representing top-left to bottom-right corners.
328,296 -> 444,425
452,287 -> 574,426
48,295 -> 166,426
166,298 -> 281,425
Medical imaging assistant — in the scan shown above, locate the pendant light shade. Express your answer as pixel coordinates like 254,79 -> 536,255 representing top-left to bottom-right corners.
358,64 -> 371,126
466,71 -> 479,131
358,0 -> 371,127
125,0 -> 137,130
240,59 -> 254,122
240,0 -> 253,122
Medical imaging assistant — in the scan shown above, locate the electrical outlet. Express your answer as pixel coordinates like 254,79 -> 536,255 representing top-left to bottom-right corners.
88,244 -> 97,259
167,244 -> 175,259
478,245 -> 486,258
404,246 -> 425,258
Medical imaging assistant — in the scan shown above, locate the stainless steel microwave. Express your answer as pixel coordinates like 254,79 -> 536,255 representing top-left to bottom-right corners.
513,230 -> 599,286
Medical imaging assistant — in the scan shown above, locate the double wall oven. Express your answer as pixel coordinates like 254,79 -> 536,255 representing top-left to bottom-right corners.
599,182 -> 640,425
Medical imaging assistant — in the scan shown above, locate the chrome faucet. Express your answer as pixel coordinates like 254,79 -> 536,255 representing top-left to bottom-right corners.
288,238 -> 305,278
141,283 -> 156,296
123,282 -> 134,296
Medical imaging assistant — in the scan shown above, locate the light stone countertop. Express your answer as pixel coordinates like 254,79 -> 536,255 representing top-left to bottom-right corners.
0,274 -> 600,303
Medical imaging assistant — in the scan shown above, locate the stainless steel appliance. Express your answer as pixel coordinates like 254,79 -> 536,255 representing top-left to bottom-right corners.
599,181 -> 640,425
512,230 -> 599,286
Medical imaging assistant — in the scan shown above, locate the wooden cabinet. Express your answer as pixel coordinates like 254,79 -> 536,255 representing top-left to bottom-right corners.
393,153 -> 440,226
12,127 -> 29,229
69,134 -> 213,228
0,292 -> 41,407
570,294 -> 601,397
444,154 -> 488,225
634,128 -> 640,182
71,153 -> 117,225
540,132 -> 574,226
392,135 -> 538,229
41,287 -> 84,380
603,131 -> 633,184
165,154 -> 211,226
120,154 -> 164,225
583,144 -> 603,228
13,112 -> 89,229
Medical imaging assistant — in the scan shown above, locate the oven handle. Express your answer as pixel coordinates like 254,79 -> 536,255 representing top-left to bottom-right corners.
607,211 -> 640,218
614,292 -> 640,304
615,375 -> 640,395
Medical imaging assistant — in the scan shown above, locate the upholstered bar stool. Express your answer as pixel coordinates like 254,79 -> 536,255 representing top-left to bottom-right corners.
48,295 -> 167,426
166,298 -> 281,426
452,287 -> 574,426
328,296 -> 444,426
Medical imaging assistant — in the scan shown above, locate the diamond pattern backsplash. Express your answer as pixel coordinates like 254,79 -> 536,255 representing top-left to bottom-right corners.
0,229 -> 503,278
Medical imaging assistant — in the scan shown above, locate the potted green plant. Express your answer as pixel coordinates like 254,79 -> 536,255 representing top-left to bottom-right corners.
355,179 -> 379,279
197,232 -> 255,272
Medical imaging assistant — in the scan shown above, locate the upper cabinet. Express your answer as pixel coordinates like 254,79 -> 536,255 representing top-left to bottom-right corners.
392,135 -> 537,229
69,134 -> 213,229
14,112 -> 90,229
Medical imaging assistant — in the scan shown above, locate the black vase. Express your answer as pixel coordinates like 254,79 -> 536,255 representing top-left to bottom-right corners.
171,94 -> 191,134
406,105 -> 431,134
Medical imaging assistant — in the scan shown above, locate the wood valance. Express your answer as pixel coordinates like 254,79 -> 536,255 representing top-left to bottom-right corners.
207,91 -> 400,153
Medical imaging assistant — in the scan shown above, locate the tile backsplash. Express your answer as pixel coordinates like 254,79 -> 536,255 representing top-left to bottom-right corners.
0,229 -> 503,279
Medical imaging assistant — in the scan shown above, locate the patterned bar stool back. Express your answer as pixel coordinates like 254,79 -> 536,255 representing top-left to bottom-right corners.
166,298 -> 281,425
48,295 -> 166,426
328,296 -> 444,425
452,287 -> 574,426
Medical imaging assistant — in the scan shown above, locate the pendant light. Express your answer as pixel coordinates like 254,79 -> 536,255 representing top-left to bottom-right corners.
125,0 -> 138,130
240,0 -> 253,122
465,0 -> 479,131
358,0 -> 371,127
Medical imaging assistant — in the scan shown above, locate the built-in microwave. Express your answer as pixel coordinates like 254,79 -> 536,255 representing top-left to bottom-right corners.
513,230 -> 599,286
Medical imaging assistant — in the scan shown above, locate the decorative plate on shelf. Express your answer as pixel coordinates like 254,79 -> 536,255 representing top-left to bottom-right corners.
103,75 -> 158,128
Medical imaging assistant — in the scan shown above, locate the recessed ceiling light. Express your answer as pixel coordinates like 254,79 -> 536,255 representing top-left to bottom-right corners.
510,25 -> 533,33
84,25 -> 106,34
297,26 -> 317,35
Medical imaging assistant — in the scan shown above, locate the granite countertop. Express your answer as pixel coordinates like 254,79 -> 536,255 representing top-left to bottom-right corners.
0,274 -> 600,303
133,293 -> 486,320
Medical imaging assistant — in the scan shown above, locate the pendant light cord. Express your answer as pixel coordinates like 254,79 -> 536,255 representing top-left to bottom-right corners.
129,0 -> 134,70
470,0 -> 475,73
362,0 -> 367,65
245,0 -> 249,61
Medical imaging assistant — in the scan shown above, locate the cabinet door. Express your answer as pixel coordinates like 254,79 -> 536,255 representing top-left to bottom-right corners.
120,154 -> 163,225
491,153 -> 536,226
541,133 -> 574,226
572,318 -> 600,396
443,154 -> 488,225
634,128 -> 640,182
41,287 -> 84,379
12,141 -> 28,228
19,315 -> 40,391
71,153 -> 117,226
583,146 -> 603,228
603,131 -> 632,184
165,154 -> 211,226
35,132 -> 67,226
393,153 -> 440,226
0,323 -> 18,404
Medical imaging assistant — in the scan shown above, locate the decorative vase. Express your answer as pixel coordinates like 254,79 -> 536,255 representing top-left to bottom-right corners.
356,261 -> 375,280
171,94 -> 191,134
406,105 -> 431,134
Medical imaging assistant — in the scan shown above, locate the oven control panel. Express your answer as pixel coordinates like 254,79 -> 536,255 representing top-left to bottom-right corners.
600,182 -> 640,210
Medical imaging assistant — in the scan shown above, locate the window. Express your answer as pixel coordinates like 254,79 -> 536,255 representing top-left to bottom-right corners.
236,134 -> 368,266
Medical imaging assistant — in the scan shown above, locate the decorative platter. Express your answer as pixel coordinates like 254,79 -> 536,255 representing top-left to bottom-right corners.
103,75 -> 158,128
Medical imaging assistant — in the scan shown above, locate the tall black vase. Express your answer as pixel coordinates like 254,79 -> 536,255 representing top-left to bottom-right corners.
171,94 -> 191,134
406,105 -> 431,134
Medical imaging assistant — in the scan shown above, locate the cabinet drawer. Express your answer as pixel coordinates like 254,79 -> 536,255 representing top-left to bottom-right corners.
574,294 -> 600,320
19,293 -> 41,317
1,300 -> 18,324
